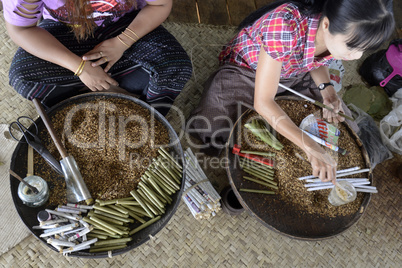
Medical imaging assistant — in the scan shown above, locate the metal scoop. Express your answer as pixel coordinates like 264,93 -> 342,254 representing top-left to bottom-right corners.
33,99 -> 93,205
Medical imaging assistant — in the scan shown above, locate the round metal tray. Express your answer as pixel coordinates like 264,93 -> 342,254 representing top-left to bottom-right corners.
10,92 -> 185,258
225,97 -> 372,240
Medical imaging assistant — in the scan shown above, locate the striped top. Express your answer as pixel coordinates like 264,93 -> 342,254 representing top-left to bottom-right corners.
219,3 -> 333,78
2,0 -> 153,27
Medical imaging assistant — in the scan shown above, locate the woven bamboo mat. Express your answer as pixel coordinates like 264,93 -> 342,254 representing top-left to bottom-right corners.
0,17 -> 36,124
0,154 -> 401,267
0,14 -> 401,267
0,125 -> 31,255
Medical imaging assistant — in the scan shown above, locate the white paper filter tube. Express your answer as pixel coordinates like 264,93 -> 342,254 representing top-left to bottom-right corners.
63,226 -> 86,236
47,238 -> 77,247
335,169 -> 370,178
306,181 -> 372,191
59,205 -> 87,213
305,181 -> 371,188
68,238 -> 98,251
45,209 -> 81,221
56,207 -> 82,214
298,167 -> 361,180
40,218 -> 69,226
66,203 -> 93,210
62,245 -> 90,255
355,188 -> 378,193
353,185 -> 377,190
32,224 -> 59,230
40,225 -> 75,237
42,223 -> 78,234
68,226 -> 93,242
305,178 -> 368,183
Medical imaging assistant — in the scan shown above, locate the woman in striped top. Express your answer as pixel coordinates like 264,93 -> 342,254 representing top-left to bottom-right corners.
3,0 -> 192,115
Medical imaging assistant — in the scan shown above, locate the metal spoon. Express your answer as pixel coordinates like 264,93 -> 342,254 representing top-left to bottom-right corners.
9,169 -> 39,195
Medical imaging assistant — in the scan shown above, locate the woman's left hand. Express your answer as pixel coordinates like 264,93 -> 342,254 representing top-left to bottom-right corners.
322,93 -> 345,123
82,37 -> 127,73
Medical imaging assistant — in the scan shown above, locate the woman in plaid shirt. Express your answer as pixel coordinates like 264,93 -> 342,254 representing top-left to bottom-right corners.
189,0 -> 394,183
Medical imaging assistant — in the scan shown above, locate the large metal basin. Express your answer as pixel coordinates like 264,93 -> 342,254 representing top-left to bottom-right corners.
10,92 -> 185,257
225,97 -> 372,240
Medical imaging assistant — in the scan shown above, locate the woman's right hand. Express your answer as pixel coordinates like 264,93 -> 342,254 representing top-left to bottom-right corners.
303,142 -> 337,184
79,63 -> 119,91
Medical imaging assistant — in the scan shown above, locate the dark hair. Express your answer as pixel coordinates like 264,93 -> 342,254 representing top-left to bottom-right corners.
66,0 -> 138,40
324,0 -> 395,51
238,0 -> 395,51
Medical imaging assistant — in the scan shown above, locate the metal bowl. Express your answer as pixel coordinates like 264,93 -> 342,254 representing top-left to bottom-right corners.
10,92 -> 185,257
225,97 -> 372,240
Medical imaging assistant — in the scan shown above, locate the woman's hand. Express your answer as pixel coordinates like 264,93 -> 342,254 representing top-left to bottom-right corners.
309,66 -> 345,124
78,37 -> 128,91
82,37 -> 127,73
79,63 -> 119,91
303,141 -> 337,184
80,0 -> 173,75
322,92 -> 345,123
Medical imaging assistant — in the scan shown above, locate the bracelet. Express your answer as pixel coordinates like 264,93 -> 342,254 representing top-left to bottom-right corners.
121,31 -> 138,43
74,60 -> 86,76
74,60 -> 84,76
116,35 -> 130,48
125,28 -> 140,40
76,60 -> 86,76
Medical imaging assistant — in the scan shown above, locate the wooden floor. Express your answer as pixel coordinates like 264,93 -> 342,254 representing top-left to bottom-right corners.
167,0 -> 402,30
167,0 -> 276,26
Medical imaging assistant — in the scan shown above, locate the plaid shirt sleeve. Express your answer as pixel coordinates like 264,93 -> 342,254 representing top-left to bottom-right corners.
219,3 -> 332,76
259,9 -> 298,63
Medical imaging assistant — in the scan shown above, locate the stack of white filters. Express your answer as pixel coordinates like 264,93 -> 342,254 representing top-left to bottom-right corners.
182,148 -> 221,219
299,166 -> 378,193
33,204 -> 97,255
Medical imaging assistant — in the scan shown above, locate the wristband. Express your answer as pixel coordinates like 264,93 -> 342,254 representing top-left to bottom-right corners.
318,82 -> 334,91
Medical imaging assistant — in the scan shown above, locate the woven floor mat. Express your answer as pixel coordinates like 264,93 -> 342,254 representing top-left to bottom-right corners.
0,125 -> 31,255
0,154 -> 401,267
0,15 -> 36,124
1,15 -> 401,267
163,22 -> 237,124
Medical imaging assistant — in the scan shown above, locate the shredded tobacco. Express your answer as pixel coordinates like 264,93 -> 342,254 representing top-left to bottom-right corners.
33,97 -> 170,206
240,99 -> 367,218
